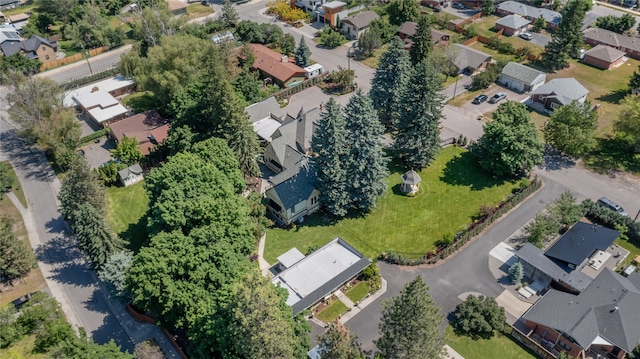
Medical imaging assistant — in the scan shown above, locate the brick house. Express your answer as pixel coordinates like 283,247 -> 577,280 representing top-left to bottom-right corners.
496,1 -> 561,30
494,15 -> 531,36
583,27 -> 640,60
583,44 -> 626,70
248,43 -> 307,88
530,78 -> 589,112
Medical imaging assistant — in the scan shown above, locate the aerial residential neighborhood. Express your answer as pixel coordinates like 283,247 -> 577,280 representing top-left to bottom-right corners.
0,0 -> 640,358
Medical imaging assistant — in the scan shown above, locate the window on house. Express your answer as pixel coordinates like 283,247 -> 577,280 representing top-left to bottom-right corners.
559,342 -> 571,351
42,46 -> 46,51
45,55 -> 50,60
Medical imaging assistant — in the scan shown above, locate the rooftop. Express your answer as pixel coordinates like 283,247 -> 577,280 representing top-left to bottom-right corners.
545,222 -> 619,267
63,76 -> 135,107
583,44 -> 626,63
341,11 -> 379,29
583,27 -> 640,53
531,78 -> 589,105
322,1 -> 347,9
452,43 -> 492,70
272,237 -> 370,315
495,14 -> 531,29
249,43 -> 306,85
500,62 -> 546,84
497,1 -> 561,24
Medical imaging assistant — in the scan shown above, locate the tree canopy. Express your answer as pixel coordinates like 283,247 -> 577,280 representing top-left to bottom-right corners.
295,37 -> 311,67
471,101 -> 543,178
395,60 -> 444,169
317,322 -> 364,359
59,160 -> 106,225
111,136 -> 144,165
0,217 -> 36,285
370,37 -> 412,129
543,101 -> 598,157
409,16 -> 433,66
453,295 -> 506,339
72,203 -> 125,268
615,95 -> 640,152
595,13 -> 635,33
543,0 -> 591,70
376,276 -> 445,359
387,0 -> 420,25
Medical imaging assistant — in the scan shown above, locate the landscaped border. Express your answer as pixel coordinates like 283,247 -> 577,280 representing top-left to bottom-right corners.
382,177 -> 542,266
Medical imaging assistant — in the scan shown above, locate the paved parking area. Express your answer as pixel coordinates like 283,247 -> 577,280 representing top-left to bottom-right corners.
81,137 -> 115,169
456,84 -> 531,116
495,290 -> 533,324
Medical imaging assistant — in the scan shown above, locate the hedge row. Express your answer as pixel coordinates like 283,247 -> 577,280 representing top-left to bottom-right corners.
582,198 -> 640,242
383,177 -> 542,266
61,67 -> 120,90
79,128 -> 110,145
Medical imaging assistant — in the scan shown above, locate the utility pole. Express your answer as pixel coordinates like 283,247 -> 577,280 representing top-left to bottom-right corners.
84,51 -> 94,75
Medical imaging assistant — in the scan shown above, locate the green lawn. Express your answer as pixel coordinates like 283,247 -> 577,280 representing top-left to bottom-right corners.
122,92 -> 163,114
2,161 -> 27,208
106,182 -> 149,252
446,326 -> 538,359
345,281 -> 370,303
0,334 -> 47,359
264,146 -> 519,264
187,3 -> 214,20
316,299 -> 348,323
617,239 -> 640,269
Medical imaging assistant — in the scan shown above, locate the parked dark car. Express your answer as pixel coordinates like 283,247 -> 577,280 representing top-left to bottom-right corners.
489,92 -> 507,104
452,2 -> 465,9
597,197 -> 629,217
472,94 -> 488,104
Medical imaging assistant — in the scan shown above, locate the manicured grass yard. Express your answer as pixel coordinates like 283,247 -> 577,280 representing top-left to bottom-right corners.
446,325 -> 538,359
187,3 -> 214,20
316,299 -> 348,323
2,161 -> 27,208
0,334 -> 47,359
265,146 -> 519,264
122,91 -> 163,114
617,239 -> 640,269
106,182 -> 149,252
345,281 -> 370,303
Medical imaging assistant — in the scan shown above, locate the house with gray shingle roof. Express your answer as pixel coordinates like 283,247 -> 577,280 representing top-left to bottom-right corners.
248,104 -> 322,225
530,78 -> 589,112
450,44 -> 492,75
583,27 -> 640,60
496,1 -> 561,30
519,268 -> 640,359
583,45 -> 626,70
340,11 -> 379,40
498,62 -> 546,93
494,15 -> 531,36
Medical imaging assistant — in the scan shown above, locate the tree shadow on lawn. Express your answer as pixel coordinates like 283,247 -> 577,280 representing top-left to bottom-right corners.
583,137 -> 640,175
119,212 -> 149,254
440,151 -> 510,190
595,88 -> 628,105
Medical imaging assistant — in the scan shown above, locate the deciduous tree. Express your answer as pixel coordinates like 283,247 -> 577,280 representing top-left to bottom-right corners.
0,217 -> 36,285
470,101 -> 543,178
395,61 -> 444,169
376,276 -> 445,359
481,0 -> 496,15
615,95 -> 640,152
343,90 -> 388,211
358,29 -> 382,57
370,37 -> 412,129
409,16 -> 433,66
312,98 -> 350,217
453,295 -> 506,339
295,37 -> 311,67
317,322 -> 364,359
387,0 -> 420,25
595,13 -> 635,33
111,136 -> 144,165
544,101 -> 597,157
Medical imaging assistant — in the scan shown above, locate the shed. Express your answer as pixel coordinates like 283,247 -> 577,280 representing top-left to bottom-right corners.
583,44 -> 626,70
304,63 -> 324,79
401,170 -> 422,195
118,163 -> 144,187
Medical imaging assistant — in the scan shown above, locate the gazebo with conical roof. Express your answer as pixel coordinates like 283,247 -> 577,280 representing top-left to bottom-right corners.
400,170 -> 422,195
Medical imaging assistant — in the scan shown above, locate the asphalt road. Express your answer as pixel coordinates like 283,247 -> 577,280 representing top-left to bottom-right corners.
36,45 -> 132,84
0,88 -> 134,352
583,2 -> 640,30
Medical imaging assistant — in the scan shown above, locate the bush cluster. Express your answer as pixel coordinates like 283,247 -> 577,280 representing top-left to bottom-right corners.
582,198 -> 640,242
487,38 -> 515,55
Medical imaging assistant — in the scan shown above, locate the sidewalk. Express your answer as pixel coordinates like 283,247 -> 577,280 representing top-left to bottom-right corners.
7,191 -> 182,358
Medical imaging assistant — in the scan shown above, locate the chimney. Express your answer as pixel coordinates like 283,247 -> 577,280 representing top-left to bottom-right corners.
91,86 -> 99,93
281,55 -> 289,63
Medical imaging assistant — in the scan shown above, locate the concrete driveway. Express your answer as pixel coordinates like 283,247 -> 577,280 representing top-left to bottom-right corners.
527,32 -> 551,48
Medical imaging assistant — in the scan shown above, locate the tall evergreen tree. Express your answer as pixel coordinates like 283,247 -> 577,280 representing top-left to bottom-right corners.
543,0 -> 591,70
312,98 -> 350,217
409,16 -> 433,66
395,60 -> 444,169
376,276 -> 445,359
0,217 -> 36,285
72,203 -> 125,268
369,37 -> 412,129
343,90 -> 389,212
317,322 -> 364,359
221,0 -> 239,28
58,159 -> 106,226
295,37 -> 311,67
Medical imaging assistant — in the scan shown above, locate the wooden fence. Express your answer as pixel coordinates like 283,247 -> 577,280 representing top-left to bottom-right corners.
273,72 -> 330,101
40,45 -> 111,71
510,326 -> 559,359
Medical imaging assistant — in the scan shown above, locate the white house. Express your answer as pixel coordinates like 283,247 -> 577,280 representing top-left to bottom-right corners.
118,163 -> 144,187
498,62 -> 546,93
340,11 -> 379,40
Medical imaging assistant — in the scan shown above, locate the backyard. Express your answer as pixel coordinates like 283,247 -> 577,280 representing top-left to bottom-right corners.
105,182 -> 149,252
264,146 -> 520,264
445,325 -> 538,359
